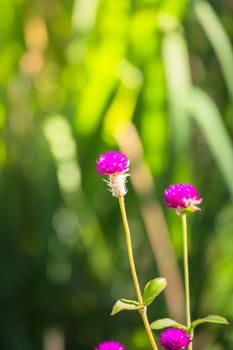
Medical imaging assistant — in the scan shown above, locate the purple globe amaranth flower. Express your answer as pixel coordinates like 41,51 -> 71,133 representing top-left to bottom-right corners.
96,151 -> 130,197
164,183 -> 202,215
94,340 -> 125,350
159,328 -> 191,350
96,151 -> 129,175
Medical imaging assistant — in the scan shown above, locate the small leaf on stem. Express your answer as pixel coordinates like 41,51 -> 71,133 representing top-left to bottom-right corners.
142,278 -> 167,306
191,315 -> 229,330
151,318 -> 187,330
111,298 -> 142,315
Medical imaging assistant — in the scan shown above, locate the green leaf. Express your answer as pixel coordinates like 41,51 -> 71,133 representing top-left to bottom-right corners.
151,318 -> 187,330
142,278 -> 167,306
191,315 -> 229,330
111,299 -> 142,315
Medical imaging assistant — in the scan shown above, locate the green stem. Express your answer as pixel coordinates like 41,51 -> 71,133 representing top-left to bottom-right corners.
181,213 -> 193,349
118,196 -> 158,350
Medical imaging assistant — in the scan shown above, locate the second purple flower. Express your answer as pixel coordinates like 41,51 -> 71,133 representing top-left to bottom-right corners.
164,183 -> 202,215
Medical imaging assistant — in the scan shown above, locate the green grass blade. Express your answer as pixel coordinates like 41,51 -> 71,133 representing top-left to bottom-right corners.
187,87 -> 233,200
194,0 -> 233,103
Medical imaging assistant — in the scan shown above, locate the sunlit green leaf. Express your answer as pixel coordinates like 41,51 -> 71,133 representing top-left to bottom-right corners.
111,299 -> 142,315
151,318 -> 187,330
142,278 -> 167,306
191,315 -> 229,330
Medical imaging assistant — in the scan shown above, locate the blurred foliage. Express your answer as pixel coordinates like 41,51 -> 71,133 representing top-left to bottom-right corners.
0,0 -> 232,349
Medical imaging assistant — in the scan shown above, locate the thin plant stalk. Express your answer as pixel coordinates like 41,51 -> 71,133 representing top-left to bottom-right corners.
118,196 -> 158,350
181,213 -> 193,350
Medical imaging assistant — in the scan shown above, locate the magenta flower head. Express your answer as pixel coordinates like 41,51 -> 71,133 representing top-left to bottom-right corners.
94,340 -> 125,350
159,328 -> 191,350
96,151 -> 129,175
96,151 -> 130,197
164,183 -> 202,215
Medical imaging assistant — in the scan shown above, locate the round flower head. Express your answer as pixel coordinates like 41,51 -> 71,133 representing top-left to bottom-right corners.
96,151 -> 129,175
94,340 -> 125,350
164,183 -> 202,215
159,328 -> 191,350
96,151 -> 130,197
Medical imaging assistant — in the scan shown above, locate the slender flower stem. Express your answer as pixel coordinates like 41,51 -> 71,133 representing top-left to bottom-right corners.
181,213 -> 193,350
118,196 -> 158,350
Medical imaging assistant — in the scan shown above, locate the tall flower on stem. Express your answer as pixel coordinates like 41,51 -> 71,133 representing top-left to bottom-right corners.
164,183 -> 202,350
96,151 -> 159,350
164,184 -> 202,216
96,151 -> 129,197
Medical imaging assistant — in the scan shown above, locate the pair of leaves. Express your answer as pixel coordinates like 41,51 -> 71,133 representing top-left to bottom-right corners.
111,277 -> 167,315
151,314 -> 229,331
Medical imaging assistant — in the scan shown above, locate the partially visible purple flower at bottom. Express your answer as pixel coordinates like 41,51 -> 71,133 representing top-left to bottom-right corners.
164,183 -> 202,215
94,340 -> 125,350
159,328 -> 191,350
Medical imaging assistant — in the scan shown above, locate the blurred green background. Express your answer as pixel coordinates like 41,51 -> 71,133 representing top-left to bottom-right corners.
0,0 -> 232,349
